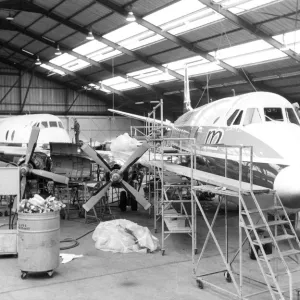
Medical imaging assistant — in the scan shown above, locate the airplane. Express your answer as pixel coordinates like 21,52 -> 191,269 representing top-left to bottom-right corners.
106,90 -> 300,215
0,114 -> 71,201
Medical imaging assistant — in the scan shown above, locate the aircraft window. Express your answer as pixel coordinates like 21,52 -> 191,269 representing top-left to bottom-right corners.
264,108 -> 283,122
36,123 -> 40,127
49,121 -> 57,127
243,108 -> 262,125
41,121 -> 48,128
58,122 -> 63,128
5,130 -> 9,140
11,130 -> 15,141
285,108 -> 299,125
227,109 -> 240,126
233,110 -> 243,125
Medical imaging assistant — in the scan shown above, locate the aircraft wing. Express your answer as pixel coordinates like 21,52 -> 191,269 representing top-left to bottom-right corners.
148,160 -> 269,194
108,109 -> 174,127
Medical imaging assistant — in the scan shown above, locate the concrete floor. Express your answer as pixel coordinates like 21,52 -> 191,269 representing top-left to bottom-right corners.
0,203 -> 299,300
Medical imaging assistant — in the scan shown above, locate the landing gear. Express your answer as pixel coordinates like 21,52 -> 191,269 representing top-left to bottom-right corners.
224,271 -> 232,283
196,279 -> 203,289
21,271 -> 28,279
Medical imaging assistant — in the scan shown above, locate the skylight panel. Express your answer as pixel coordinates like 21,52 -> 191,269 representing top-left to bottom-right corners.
73,40 -> 107,55
274,30 -> 300,52
102,76 -> 140,91
167,12 -> 223,36
187,62 -> 223,76
132,69 -> 175,85
164,56 -> 204,71
104,23 -> 148,43
213,0 -> 284,14
88,83 -> 111,93
127,67 -> 158,77
40,64 -> 65,76
63,59 -> 90,71
216,40 -> 271,59
50,53 -> 75,66
88,49 -> 122,62
144,0 -> 206,26
223,48 -> 286,67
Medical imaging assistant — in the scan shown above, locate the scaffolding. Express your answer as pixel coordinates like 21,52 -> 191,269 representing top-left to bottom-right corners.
191,144 -> 300,300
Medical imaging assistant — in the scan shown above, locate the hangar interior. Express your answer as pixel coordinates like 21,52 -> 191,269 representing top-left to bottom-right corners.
1,0 -> 300,299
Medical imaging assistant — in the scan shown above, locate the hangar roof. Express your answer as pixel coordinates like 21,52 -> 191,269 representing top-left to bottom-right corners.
0,0 -> 299,116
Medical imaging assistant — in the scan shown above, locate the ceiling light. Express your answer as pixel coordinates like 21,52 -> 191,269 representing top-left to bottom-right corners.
6,12 -> 14,21
55,45 -> 62,55
135,101 -> 144,104
35,56 -> 41,65
126,11 -> 136,22
86,31 -> 94,40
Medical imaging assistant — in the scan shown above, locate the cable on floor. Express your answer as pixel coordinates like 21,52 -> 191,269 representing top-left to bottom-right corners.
59,228 -> 95,250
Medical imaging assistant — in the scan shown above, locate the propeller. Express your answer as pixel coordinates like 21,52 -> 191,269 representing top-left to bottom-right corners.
81,142 -> 151,212
19,126 -> 69,199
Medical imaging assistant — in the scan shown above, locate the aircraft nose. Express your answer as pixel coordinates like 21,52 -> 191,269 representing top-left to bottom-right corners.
274,165 -> 300,212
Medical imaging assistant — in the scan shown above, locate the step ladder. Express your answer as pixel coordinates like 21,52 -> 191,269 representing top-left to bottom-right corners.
241,188 -> 300,299
193,184 -> 300,299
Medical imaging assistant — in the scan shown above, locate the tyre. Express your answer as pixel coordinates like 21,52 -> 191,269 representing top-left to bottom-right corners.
119,191 -> 127,212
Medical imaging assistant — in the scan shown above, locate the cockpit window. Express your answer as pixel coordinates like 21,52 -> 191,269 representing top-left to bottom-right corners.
227,109 -> 240,126
243,108 -> 262,125
264,108 -> 283,122
58,122 -> 63,128
233,110 -> 243,125
49,121 -> 57,127
41,121 -> 48,128
11,130 -> 15,141
5,130 -> 9,140
285,108 -> 299,125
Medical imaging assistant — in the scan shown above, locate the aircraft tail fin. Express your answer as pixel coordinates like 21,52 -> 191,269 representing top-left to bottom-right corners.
183,64 -> 193,113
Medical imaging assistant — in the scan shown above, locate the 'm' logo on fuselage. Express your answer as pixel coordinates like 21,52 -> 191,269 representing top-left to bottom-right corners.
204,129 -> 224,144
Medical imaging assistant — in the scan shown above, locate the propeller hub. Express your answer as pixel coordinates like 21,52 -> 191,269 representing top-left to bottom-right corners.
20,164 -> 32,177
110,169 -> 122,183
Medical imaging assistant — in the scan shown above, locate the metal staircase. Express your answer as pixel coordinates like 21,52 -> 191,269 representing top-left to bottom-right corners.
192,145 -> 300,300
240,188 -> 300,299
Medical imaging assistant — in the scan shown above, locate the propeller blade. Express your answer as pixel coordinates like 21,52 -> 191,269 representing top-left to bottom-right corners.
82,181 -> 112,212
81,144 -> 111,172
121,180 -> 151,210
119,142 -> 150,174
25,126 -> 40,165
31,169 -> 69,184
20,176 -> 27,200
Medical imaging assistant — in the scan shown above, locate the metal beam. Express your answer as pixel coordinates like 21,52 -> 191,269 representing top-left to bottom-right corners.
0,19 -> 162,95
0,56 -> 145,114
96,0 -> 257,84
6,0 -> 184,81
198,0 -> 300,63
0,39 -> 140,107
65,91 -> 81,114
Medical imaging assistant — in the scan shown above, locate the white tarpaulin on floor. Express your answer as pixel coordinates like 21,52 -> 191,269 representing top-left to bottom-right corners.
92,219 -> 160,253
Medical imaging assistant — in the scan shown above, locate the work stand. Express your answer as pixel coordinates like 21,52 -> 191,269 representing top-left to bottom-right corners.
191,145 -> 300,300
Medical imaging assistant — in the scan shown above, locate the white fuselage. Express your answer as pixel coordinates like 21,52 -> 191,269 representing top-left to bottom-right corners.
0,114 -> 71,147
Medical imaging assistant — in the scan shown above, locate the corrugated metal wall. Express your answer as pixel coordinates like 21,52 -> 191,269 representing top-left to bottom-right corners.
60,116 -> 143,144
0,70 -> 107,114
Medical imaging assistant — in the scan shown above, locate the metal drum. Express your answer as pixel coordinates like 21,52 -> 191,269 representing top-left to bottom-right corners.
18,211 -> 60,279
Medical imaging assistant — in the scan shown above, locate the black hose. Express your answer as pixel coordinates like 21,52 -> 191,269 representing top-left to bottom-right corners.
59,228 -> 95,250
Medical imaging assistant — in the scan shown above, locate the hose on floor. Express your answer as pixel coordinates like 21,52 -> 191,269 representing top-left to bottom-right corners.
59,228 -> 95,250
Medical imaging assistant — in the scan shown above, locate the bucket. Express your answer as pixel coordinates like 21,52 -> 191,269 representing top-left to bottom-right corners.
18,211 -> 60,274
